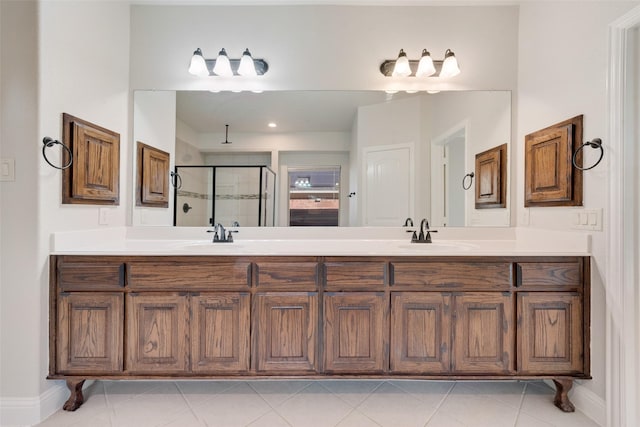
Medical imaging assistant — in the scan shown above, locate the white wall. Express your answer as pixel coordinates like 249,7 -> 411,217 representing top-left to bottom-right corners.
1,1 -> 131,425
0,0 -> 40,413
429,91 -> 511,226
132,90 -> 176,225
130,5 -> 519,92
517,1 -> 638,414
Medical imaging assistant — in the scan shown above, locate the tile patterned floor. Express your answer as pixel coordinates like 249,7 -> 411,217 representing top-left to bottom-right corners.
37,380 -> 600,427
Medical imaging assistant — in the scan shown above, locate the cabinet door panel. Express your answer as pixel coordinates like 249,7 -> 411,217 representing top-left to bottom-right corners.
126,293 -> 189,373
254,293 -> 318,372
191,293 -> 250,373
324,292 -> 387,373
453,293 -> 514,373
391,293 -> 451,373
57,293 -> 123,373
518,293 -> 583,374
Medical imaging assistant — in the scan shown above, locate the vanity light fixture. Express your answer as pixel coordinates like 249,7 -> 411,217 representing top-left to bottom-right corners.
391,49 -> 412,77
188,47 -> 269,77
295,177 -> 311,188
439,49 -> 461,78
380,48 -> 460,78
415,49 -> 436,77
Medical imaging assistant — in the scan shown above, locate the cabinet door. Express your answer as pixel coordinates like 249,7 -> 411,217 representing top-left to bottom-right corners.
324,292 -> 387,373
452,293 -> 515,373
390,293 -> 451,373
254,292 -> 318,372
518,293 -> 583,374
191,293 -> 250,373
126,293 -> 189,373
57,293 -> 123,373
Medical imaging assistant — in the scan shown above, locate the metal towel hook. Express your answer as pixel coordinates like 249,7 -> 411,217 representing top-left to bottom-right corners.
170,171 -> 182,189
572,138 -> 603,171
462,172 -> 475,190
42,137 -> 73,170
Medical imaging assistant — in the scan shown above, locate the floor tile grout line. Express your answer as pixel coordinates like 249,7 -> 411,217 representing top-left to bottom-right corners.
512,382 -> 529,427
421,381 -> 456,427
317,379 -> 385,411
101,381 -> 118,427
173,380 -> 207,426
246,380 -> 314,411
332,407 -> 384,427
244,381 -> 299,427
317,380 -> 385,427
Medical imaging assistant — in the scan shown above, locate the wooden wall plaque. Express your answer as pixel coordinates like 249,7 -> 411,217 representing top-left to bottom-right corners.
525,115 -> 583,207
136,141 -> 170,207
475,143 -> 507,209
62,113 -> 120,205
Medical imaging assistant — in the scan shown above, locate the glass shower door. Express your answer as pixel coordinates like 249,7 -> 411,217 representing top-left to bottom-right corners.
174,166 -> 214,226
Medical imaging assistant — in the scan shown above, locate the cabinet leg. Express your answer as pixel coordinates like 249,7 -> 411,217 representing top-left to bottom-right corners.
552,379 -> 575,412
62,379 -> 85,411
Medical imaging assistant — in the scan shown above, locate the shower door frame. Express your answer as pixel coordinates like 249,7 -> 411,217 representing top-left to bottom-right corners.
172,165 -> 275,227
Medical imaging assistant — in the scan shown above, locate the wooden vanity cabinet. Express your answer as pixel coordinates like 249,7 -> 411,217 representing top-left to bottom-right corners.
126,292 -> 189,373
56,292 -> 124,374
253,259 -> 319,373
390,292 -> 451,373
49,254 -> 590,413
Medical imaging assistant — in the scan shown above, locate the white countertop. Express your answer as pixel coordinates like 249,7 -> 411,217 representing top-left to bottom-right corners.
51,227 -> 591,257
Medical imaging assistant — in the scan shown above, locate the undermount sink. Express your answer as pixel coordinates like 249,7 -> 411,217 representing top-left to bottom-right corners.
175,241 -> 242,251
396,241 -> 479,252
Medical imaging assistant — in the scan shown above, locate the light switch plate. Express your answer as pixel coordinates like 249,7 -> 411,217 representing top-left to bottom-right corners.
571,208 -> 603,231
0,158 -> 15,182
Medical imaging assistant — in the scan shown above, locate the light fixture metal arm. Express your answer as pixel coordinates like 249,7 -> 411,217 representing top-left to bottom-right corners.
204,58 -> 269,76
380,59 -> 445,77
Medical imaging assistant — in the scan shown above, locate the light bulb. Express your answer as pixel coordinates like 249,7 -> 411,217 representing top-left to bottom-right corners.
238,48 -> 257,76
212,48 -> 233,77
415,49 -> 436,77
188,48 -> 209,77
392,49 -> 412,77
439,49 -> 461,78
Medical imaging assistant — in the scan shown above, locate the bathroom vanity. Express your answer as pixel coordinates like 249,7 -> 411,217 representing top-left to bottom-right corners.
48,232 -> 590,413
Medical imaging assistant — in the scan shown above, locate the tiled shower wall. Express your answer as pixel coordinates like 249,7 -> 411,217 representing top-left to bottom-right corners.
176,167 -> 211,226
214,167 -> 261,227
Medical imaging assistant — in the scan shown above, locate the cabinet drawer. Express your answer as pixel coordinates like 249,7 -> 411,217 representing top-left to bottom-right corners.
325,261 -> 387,290
127,259 -> 250,290
517,261 -> 583,290
391,261 -> 513,290
58,259 -> 125,291
255,261 -> 318,290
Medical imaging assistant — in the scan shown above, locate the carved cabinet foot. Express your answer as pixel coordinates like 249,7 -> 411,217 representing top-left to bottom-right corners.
552,379 -> 575,412
63,379 -> 85,411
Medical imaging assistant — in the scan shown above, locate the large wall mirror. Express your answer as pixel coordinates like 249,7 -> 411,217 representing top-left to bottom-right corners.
132,90 -> 511,228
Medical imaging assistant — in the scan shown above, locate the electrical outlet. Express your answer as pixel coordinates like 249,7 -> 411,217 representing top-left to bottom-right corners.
99,208 -> 109,225
0,158 -> 15,182
520,208 -> 530,226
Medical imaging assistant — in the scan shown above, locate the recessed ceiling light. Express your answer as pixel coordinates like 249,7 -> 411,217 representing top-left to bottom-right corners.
268,122 -> 277,128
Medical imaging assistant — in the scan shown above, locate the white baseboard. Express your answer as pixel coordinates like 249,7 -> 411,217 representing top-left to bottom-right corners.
0,382 -> 67,427
572,383 -> 606,427
544,379 -> 606,426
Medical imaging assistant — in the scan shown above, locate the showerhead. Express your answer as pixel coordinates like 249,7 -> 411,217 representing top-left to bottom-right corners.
222,124 -> 232,144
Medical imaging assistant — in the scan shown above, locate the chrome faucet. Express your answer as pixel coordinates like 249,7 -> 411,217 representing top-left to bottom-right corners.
411,218 -> 437,243
208,223 -> 235,243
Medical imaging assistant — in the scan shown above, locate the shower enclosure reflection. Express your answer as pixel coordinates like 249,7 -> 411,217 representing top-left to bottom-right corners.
173,165 -> 275,227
